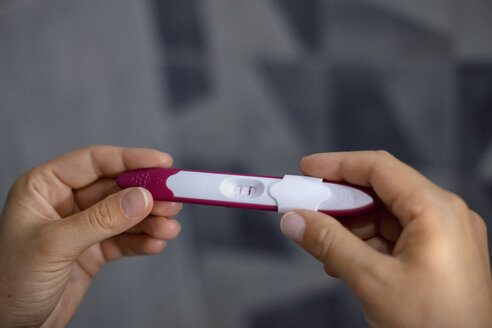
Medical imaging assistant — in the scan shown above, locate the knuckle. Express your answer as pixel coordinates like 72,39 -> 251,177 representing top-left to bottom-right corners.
85,144 -> 106,162
374,150 -> 401,173
399,189 -> 436,219
375,149 -> 393,159
87,202 -> 116,234
441,191 -> 468,215
470,210 -> 487,235
374,150 -> 398,164
86,144 -> 103,152
6,174 -> 27,197
15,167 -> 50,197
408,189 -> 466,221
22,167 -> 43,187
443,190 -> 465,205
416,189 -> 439,207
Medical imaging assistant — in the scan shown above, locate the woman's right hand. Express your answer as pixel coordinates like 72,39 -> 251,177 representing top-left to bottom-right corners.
281,151 -> 492,327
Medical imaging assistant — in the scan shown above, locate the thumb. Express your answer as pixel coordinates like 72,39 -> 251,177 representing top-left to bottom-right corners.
59,187 -> 152,253
280,210 -> 391,295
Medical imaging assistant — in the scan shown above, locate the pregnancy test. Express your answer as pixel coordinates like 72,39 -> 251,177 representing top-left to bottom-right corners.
116,168 -> 376,216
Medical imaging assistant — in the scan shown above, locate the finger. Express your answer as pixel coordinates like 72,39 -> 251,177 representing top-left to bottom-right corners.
281,210 -> 394,297
37,146 -> 172,198
99,234 -> 167,262
126,216 -> 181,240
75,181 -> 182,216
74,179 -> 120,210
300,151 -> 444,226
151,201 -> 182,217
54,187 -> 152,254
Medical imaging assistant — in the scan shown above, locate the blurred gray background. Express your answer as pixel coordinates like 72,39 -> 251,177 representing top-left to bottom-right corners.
1,0 -> 492,327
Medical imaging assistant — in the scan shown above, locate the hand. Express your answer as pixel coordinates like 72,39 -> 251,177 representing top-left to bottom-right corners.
281,151 -> 492,327
0,146 -> 182,328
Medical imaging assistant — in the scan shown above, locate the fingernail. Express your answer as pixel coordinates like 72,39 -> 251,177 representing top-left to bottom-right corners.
121,188 -> 149,217
280,212 -> 306,243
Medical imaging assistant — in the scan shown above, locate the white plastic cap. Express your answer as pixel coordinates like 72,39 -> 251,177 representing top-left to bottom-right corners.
269,175 -> 332,213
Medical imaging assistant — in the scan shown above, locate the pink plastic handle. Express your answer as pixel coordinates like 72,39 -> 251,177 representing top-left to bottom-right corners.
117,168 -> 180,201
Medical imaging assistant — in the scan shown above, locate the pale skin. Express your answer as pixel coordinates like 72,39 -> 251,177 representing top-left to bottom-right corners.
0,146 -> 182,327
1,147 -> 491,327
281,151 -> 492,327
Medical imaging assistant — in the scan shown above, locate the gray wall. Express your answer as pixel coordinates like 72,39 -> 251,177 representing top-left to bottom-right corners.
1,0 -> 492,327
